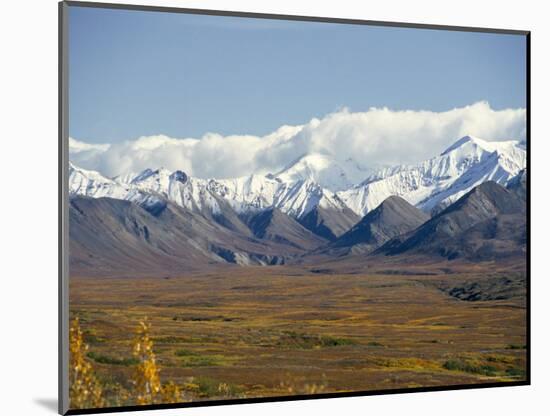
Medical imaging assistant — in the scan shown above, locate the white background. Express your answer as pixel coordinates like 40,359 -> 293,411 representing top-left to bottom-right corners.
1,0 -> 547,415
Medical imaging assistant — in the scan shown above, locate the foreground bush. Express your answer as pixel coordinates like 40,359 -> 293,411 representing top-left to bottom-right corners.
70,317 -> 184,408
132,320 -> 182,404
69,318 -> 105,409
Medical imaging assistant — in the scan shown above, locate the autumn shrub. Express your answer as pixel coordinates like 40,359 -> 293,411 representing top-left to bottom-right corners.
69,318 -> 194,407
161,381 -> 182,404
132,320 -> 162,404
279,378 -> 327,395
69,317 -> 105,409
131,320 -> 183,405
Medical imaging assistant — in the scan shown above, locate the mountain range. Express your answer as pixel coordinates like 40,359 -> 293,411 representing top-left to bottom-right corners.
68,135 -> 527,277
378,181 -> 527,260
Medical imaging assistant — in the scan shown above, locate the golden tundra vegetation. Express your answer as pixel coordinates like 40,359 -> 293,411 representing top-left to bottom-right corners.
69,261 -> 527,409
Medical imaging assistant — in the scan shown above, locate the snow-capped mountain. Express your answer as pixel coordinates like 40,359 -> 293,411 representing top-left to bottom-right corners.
128,168 -> 224,215
337,136 -> 526,216
212,175 -> 349,218
69,135 -> 526,221
69,162 -> 130,200
68,163 -> 168,212
273,153 -> 369,192
69,163 -> 348,220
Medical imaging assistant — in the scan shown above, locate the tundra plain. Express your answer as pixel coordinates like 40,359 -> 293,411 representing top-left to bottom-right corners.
70,259 -> 527,403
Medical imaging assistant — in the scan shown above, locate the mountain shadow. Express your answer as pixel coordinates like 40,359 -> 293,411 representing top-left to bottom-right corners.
321,196 -> 430,255
379,181 -> 526,260
242,208 -> 327,250
69,196 -> 308,277
298,205 -> 361,241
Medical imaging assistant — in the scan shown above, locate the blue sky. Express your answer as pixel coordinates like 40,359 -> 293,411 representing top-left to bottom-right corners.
69,6 -> 527,144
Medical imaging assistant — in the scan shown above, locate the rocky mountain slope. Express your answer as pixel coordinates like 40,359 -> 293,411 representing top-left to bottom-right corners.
68,136 -> 527,275
378,181 -> 526,260
325,196 -> 430,255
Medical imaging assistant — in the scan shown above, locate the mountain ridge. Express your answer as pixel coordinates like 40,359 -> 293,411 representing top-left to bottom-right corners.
325,196 -> 430,255
378,181 -> 526,260
69,135 -> 526,222
337,135 -> 525,216
69,173 -> 527,276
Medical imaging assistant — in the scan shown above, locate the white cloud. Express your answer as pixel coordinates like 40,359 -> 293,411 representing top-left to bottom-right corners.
69,101 -> 526,179
68,137 -> 110,153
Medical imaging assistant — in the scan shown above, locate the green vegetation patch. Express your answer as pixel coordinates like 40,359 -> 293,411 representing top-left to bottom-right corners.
154,335 -> 217,344
443,359 -> 497,376
174,348 -> 197,357
174,349 -> 233,367
485,354 -> 515,364
369,357 -> 439,370
87,351 -> 139,366
506,344 -> 527,350
275,331 -> 356,349
153,336 -> 187,344
172,314 -> 241,322
190,377 -> 244,398
83,330 -> 105,345
179,356 -> 220,367
505,367 -> 526,378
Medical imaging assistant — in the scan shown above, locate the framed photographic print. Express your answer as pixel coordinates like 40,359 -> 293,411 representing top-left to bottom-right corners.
59,1 -> 530,414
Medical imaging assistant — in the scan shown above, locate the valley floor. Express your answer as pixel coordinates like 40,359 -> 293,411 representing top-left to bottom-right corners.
69,262 -> 527,407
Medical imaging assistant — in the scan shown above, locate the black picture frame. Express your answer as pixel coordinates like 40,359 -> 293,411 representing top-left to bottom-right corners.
59,2 -> 531,414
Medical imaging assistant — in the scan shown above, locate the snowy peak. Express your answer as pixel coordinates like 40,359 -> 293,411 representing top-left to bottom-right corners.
170,170 -> 188,184
68,134 -> 526,223
442,135 -> 523,156
275,153 -> 358,192
131,167 -> 173,190
441,136 -> 525,175
338,135 -> 526,216
212,174 -> 284,212
131,168 -> 156,183
68,162 -> 333,219
112,171 -> 140,185
441,135 -> 483,155
68,163 -> 130,199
